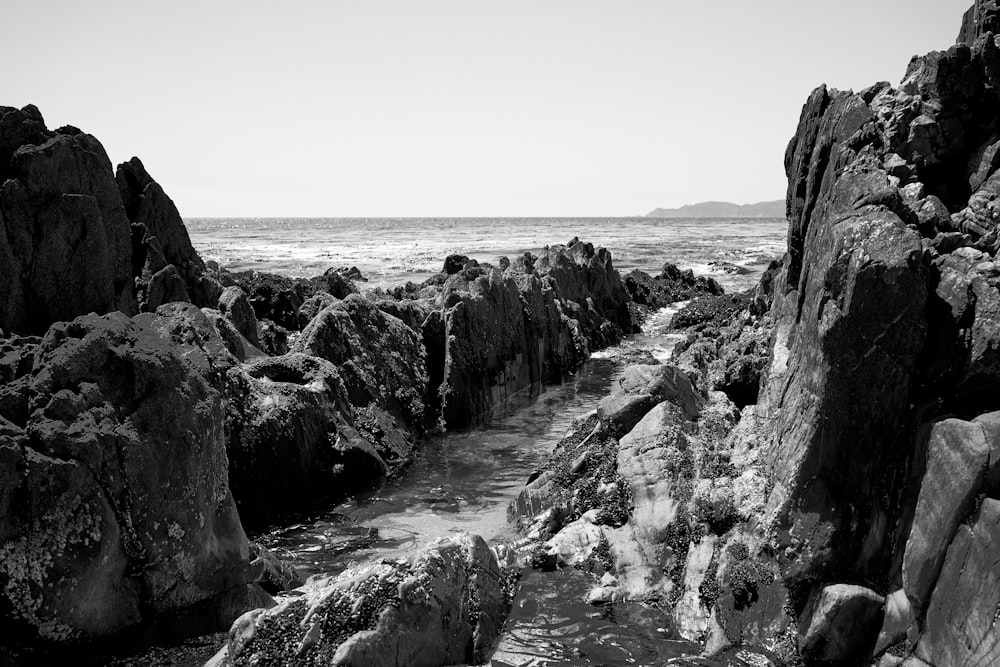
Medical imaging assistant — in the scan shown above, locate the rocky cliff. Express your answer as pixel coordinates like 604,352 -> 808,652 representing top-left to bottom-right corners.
508,5 -> 1000,666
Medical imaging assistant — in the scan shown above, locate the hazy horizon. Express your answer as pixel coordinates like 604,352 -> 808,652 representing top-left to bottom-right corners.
3,0 -> 972,217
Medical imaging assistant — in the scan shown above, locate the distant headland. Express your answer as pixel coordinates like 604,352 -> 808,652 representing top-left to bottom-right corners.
645,199 -> 785,218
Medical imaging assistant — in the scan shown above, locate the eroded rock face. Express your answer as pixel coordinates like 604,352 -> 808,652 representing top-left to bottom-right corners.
220,534 -> 514,667
0,107 -> 135,334
117,157 -> 221,309
506,10 -> 1000,664
0,105 -> 219,336
685,10 -> 1000,663
435,242 -> 636,428
0,312 -> 259,646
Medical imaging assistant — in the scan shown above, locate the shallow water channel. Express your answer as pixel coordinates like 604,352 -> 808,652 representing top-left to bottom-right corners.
256,309 -> 753,666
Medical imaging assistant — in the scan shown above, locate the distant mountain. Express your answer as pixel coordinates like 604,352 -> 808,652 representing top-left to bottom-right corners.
645,200 -> 785,218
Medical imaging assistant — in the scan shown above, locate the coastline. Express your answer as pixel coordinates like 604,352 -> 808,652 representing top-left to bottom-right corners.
4,3 -> 1000,664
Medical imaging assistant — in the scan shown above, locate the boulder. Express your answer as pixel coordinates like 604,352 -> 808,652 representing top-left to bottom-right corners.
322,267 -> 360,299
443,253 -> 473,275
799,584 -> 884,665
220,534 -> 512,667
297,292 -> 336,330
230,353 -> 389,530
217,285 -> 260,348
294,294 -> 428,430
762,171 -> 928,593
0,312 -> 259,645
201,309 -> 266,363
598,364 -> 703,434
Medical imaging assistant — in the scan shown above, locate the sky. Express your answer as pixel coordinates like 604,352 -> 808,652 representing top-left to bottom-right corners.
1,0 -> 976,217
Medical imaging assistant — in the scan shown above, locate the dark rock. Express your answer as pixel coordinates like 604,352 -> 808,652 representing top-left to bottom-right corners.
535,241 -> 637,344
903,418 -> 990,614
958,0 -> 1000,45
137,304 -> 395,531
671,293 -> 752,332
297,292 -> 337,330
322,267 -> 360,299
257,320 -> 290,356
333,265 -> 366,282
201,309 -> 266,363
0,114 -> 136,334
766,100 -> 929,602
432,241 -> 637,428
0,312 -> 259,645
623,264 -> 723,312
116,157 -> 218,307
144,264 -> 192,311
444,254 -> 474,275
0,104 -> 52,185
798,585 -> 884,665
217,286 -> 260,348
231,353 -> 382,530
232,271 -> 314,331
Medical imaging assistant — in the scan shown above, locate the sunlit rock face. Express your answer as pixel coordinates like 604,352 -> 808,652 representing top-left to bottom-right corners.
215,533 -> 514,667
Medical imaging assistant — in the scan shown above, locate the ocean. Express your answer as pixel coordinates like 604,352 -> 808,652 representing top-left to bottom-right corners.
185,217 -> 787,293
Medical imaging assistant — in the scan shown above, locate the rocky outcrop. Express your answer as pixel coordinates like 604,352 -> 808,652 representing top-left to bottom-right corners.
0,105 -> 222,335
434,241 -> 637,428
117,157 -> 221,310
0,313 -> 266,651
217,286 -> 260,348
140,303 -> 408,531
959,0 -> 1000,44
214,533 -> 514,667
636,9 -> 1000,665
623,263 -> 723,312
294,294 -> 427,431
669,262 -> 779,408
0,107 -> 135,334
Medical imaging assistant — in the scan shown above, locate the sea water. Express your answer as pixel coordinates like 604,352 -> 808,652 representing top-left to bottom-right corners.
186,217 -> 786,293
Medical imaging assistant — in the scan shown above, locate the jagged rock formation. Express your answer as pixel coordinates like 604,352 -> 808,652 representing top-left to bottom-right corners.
117,157 -> 222,310
432,240 -> 636,428
623,263 -> 724,312
0,107 -> 135,334
0,106 -> 222,335
212,534 -> 515,667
